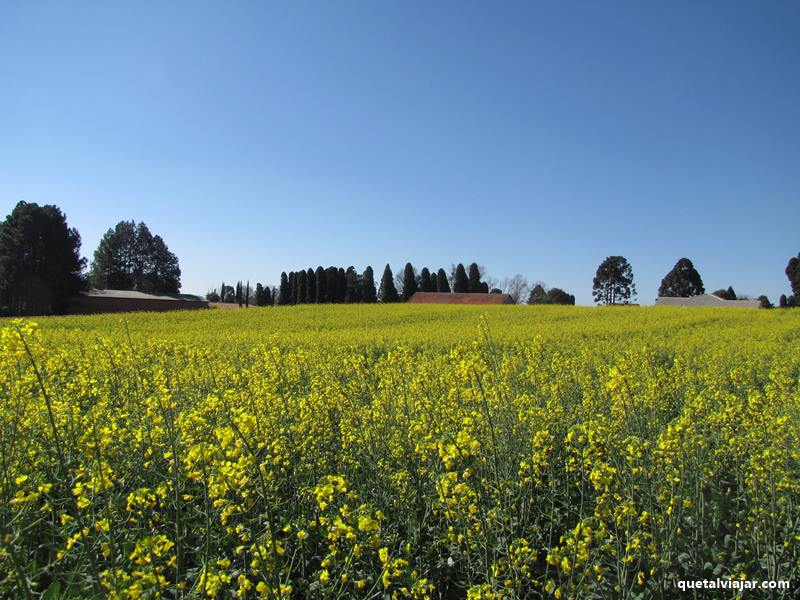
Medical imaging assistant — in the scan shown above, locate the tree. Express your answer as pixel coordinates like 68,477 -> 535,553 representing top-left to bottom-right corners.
592,256 -> 636,305
658,258 -> 705,297
297,270 -> 307,305
263,285 -> 272,307
786,252 -> 800,297
236,281 -> 243,307
306,268 -> 316,303
344,267 -> 361,303
315,267 -> 326,303
502,274 -> 529,304
547,288 -> 575,305
436,268 -> 451,293
527,284 -> 547,305
757,295 -> 772,309
245,281 -> 250,308
712,287 -> 737,300
255,283 -> 265,306
419,268 -> 434,292
467,263 -> 483,293
0,202 -> 87,315
453,263 -> 469,293
361,266 -> 377,303
379,264 -> 399,302
90,221 -> 180,294
278,272 -> 289,305
402,262 -> 418,300
222,285 -> 235,303
220,280 -> 226,302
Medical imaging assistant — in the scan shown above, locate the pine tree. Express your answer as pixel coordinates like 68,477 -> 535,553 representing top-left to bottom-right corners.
306,268 -> 316,303
236,281 -> 243,307
379,264 -> 399,302
658,258 -> 705,297
288,272 -> 296,305
255,283 -> 264,306
264,285 -> 272,306
245,281 -> 250,308
467,263 -> 483,293
592,256 -> 636,305
402,262 -> 418,300
337,268 -> 347,303
297,270 -> 307,305
220,281 -> 226,302
453,264 -> 469,293
436,268 -> 451,293
361,266 -> 377,303
786,252 -> 800,297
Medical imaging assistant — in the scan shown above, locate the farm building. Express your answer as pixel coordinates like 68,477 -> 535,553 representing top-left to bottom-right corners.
655,294 -> 761,308
68,289 -> 209,314
408,292 -> 515,305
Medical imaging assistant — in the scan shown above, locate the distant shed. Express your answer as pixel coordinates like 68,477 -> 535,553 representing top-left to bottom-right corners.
408,292 -> 515,305
655,294 -> 760,308
68,289 -> 209,314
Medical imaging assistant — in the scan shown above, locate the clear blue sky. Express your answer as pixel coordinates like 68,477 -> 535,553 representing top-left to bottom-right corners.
1,1 -> 798,304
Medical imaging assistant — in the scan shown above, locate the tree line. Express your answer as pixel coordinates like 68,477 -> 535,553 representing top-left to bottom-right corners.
1,201 -> 798,315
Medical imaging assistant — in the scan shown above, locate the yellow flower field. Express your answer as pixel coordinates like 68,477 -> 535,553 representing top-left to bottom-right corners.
1,305 -> 798,598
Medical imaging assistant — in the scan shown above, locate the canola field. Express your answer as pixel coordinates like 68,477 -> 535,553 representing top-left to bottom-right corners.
1,305 -> 799,599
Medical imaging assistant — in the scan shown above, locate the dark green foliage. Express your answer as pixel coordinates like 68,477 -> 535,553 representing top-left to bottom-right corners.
712,287 -> 737,301
419,268 -> 434,292
757,295 -> 772,309
379,264 -> 399,302
322,267 -> 338,302
306,268 -> 316,303
206,290 -> 220,302
658,258 -> 705,297
255,283 -> 265,306
263,285 -> 272,306
528,284 -> 575,305
453,263 -> 469,293
288,272 -> 296,305
779,294 -> 788,308
361,266 -> 377,303
345,267 -> 361,303
236,281 -> 243,307
220,281 -> 225,302
402,263 -> 418,301
592,256 -> 636,305
467,263 -> 483,293
90,221 -> 180,294
436,269 -> 451,293
222,285 -> 235,303
279,272 -> 289,305
315,267 -> 326,303
297,270 -> 307,305
0,201 -> 86,315
786,252 -> 800,297
490,288 -> 503,294
527,284 -> 547,304
479,281 -> 489,294
788,295 -> 797,308
337,268 -> 347,303
245,281 -> 250,308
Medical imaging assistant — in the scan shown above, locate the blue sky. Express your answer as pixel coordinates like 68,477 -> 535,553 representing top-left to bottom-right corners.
1,1 -> 798,304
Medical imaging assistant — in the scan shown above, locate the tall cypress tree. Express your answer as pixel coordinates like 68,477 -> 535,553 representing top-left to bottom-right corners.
245,281 -> 250,307
324,267 -> 339,302
436,268 -> 451,293
306,268 -> 316,303
255,283 -> 264,306
279,272 -> 289,305
264,285 -> 272,306
297,270 -> 307,305
468,263 -> 483,293
453,263 -> 469,293
345,266 -> 361,303
337,268 -> 347,303
419,267 -> 434,292
361,266 -> 377,303
315,267 -> 326,303
402,262 -> 418,300
220,281 -> 226,302
379,264 -> 399,302
288,272 -> 296,305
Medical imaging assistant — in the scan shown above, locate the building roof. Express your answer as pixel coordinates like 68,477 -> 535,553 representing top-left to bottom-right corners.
655,294 -> 761,308
408,292 -> 515,305
83,289 -> 206,302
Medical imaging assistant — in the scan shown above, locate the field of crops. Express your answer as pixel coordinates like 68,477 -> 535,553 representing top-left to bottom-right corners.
1,305 -> 799,598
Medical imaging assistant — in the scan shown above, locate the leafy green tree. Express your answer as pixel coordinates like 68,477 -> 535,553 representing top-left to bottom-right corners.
220,280 -> 226,302
337,268 -> 347,303
361,266 -> 377,303
402,262 -> 418,300
779,294 -> 788,308
757,295 -> 772,309
712,287 -> 737,300
379,264 -> 399,302
297,270 -> 307,305
90,221 -> 180,293
306,268 -> 316,303
453,263 -> 469,293
786,252 -> 800,297
0,201 -> 86,315
468,263 -> 483,293
547,288 -> 575,305
255,283 -> 265,306
222,285 -> 235,303
658,258 -> 705,297
263,285 -> 272,306
236,281 -> 243,307
245,281 -> 250,308
527,284 -> 547,304
592,256 -> 636,305
206,290 -> 220,302
436,268 -> 451,293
